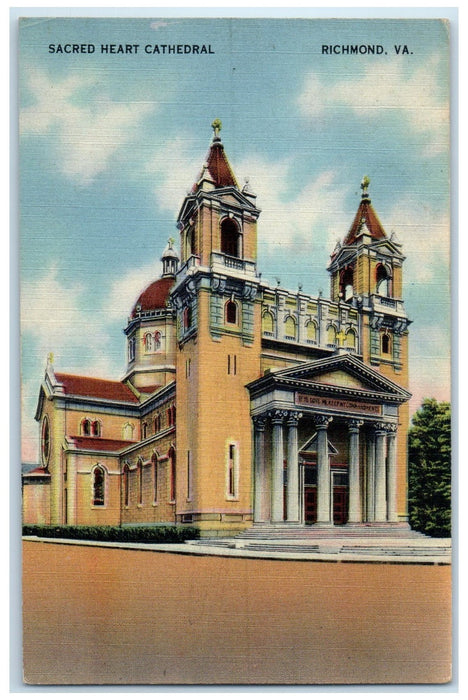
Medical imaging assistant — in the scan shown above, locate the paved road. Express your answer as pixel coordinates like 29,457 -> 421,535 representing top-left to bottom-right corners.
22,540 -> 452,686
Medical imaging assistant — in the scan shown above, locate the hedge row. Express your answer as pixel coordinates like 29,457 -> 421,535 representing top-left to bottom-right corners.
22,524 -> 200,543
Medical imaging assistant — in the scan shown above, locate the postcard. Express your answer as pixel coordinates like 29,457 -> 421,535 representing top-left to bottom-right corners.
19,16 -> 452,686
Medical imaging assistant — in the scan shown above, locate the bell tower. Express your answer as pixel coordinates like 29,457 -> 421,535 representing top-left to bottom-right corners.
170,120 -> 263,534
328,176 -> 410,380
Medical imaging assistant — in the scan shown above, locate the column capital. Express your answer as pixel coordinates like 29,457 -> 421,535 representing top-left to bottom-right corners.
373,420 -> 390,433
252,415 -> 267,432
386,423 -> 398,434
348,419 -> 364,432
314,415 -> 333,429
268,409 -> 289,425
286,410 -> 303,427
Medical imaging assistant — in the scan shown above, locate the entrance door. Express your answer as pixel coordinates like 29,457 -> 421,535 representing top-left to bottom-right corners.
304,487 -> 317,523
332,471 -> 348,525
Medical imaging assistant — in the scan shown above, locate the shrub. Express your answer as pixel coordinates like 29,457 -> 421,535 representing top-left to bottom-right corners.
22,524 -> 200,543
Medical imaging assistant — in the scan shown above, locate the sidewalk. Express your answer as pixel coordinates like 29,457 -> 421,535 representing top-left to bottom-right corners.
22,534 -> 451,564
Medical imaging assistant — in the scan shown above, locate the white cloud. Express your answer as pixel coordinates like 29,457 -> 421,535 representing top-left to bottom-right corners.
235,154 -> 349,256
20,67 -> 154,185
298,55 -> 449,154
21,264 -> 116,375
385,200 -> 450,285
104,257 -> 163,322
146,135 -> 200,215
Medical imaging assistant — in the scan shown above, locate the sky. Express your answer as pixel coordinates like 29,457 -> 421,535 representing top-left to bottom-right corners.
18,16 -> 451,463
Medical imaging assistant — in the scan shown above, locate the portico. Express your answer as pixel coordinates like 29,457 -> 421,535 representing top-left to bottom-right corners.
248,354 -> 410,528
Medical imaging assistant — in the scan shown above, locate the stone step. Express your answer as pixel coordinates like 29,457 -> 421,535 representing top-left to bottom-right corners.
236,526 -> 427,540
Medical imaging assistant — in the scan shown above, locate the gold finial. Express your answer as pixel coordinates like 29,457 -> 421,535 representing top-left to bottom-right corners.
47,352 -> 54,365
168,236 -> 175,247
361,175 -> 370,193
211,118 -> 222,139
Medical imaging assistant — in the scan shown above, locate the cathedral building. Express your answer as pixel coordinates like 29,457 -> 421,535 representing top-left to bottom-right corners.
23,122 -> 412,536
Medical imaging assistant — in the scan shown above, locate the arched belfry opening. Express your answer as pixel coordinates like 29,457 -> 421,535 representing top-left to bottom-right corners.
340,266 -> 354,301
221,218 -> 241,258
376,263 -> 392,297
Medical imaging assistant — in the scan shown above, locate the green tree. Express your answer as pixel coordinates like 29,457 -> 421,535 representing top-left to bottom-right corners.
408,398 -> 451,537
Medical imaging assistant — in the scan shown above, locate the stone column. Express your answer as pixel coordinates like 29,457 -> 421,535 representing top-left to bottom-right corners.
348,419 -> 363,523
315,415 -> 333,525
366,432 -> 375,522
286,411 -> 302,523
374,422 -> 388,522
253,415 -> 267,523
270,411 -> 286,523
386,425 -> 398,522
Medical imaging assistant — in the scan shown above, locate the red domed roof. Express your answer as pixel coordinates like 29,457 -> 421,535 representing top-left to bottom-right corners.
131,277 -> 175,317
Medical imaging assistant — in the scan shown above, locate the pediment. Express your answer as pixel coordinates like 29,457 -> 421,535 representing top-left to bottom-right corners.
271,354 -> 411,401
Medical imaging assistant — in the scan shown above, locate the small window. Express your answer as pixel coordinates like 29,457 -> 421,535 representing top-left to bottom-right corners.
142,423 -> 147,440
382,333 -> 391,355
128,336 -> 136,362
81,419 -> 91,436
225,300 -> 238,325
144,332 -> 153,352
91,420 -> 101,437
154,414 -> 161,433
340,266 -> 354,301
227,354 -> 237,375
92,466 -> 105,506
227,443 -> 237,498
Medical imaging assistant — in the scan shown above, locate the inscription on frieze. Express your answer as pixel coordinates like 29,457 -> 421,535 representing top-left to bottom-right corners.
295,392 -> 382,415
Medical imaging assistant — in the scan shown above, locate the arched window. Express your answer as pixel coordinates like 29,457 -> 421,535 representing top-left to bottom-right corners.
123,464 -> 130,507
81,419 -> 91,436
346,329 -> 356,350
183,305 -> 192,331
123,422 -> 134,440
41,415 -> 50,467
262,311 -> 274,335
169,447 -> 176,502
327,325 -> 337,346
144,332 -> 153,352
220,218 -> 240,258
381,332 -> 391,355
306,320 -> 317,343
154,414 -> 161,433
142,422 -> 148,440
154,331 -> 161,350
128,336 -> 136,362
376,264 -> 391,297
284,316 -> 296,340
91,420 -> 101,437
92,466 -> 105,506
340,266 -> 354,301
186,226 -> 196,257
137,459 -> 143,505
152,453 -> 158,503
225,300 -> 238,325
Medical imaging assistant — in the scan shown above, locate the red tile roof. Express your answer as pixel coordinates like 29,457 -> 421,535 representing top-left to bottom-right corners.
54,374 -> 140,403
192,140 -> 238,192
343,197 -> 387,246
68,437 -> 137,452
131,277 -> 174,318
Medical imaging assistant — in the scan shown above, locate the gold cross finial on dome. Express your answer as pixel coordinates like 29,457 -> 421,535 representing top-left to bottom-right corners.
211,118 -> 222,138
168,236 -> 175,247
361,175 -> 370,193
